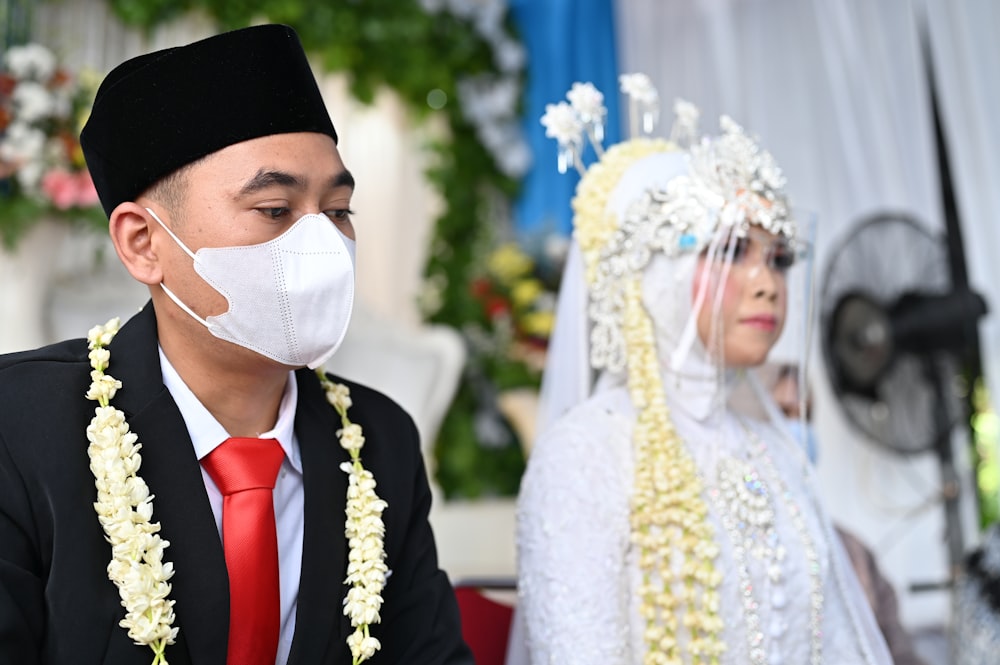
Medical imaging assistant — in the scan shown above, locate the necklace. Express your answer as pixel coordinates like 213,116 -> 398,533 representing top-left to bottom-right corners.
710,455 -> 788,665
718,418 -> 824,665
85,318 -> 386,665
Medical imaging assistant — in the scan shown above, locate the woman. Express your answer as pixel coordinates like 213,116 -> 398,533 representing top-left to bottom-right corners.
513,77 -> 892,664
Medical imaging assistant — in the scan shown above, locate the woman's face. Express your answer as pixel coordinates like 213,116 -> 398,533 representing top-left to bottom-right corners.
692,228 -> 792,367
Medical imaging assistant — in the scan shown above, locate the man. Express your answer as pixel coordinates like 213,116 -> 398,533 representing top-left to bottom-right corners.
0,24 -> 472,665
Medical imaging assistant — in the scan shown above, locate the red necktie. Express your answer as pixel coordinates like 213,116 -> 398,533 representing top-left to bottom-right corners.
202,437 -> 285,665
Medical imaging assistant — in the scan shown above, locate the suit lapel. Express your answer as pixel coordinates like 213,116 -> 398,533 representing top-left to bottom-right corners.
286,369 -> 351,665
110,305 -> 229,665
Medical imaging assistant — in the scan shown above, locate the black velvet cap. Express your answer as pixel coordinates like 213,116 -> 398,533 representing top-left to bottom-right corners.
80,24 -> 338,216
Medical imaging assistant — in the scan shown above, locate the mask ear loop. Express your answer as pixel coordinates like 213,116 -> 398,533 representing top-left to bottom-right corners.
144,207 -> 215,329
146,207 -> 200,262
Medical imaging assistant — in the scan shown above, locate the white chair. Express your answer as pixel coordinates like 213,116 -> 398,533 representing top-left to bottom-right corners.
322,302 -> 466,456
325,304 -> 518,586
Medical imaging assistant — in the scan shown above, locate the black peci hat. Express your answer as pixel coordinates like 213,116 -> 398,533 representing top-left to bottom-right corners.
80,24 -> 338,216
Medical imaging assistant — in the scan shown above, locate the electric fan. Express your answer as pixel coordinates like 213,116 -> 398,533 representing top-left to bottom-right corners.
820,212 -> 986,456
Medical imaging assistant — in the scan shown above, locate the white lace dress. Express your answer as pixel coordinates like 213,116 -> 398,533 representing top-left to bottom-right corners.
515,381 -> 892,665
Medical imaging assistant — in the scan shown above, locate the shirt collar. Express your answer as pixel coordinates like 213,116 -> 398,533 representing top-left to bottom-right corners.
158,347 -> 302,472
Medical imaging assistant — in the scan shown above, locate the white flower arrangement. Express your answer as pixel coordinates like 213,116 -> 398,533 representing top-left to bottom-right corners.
86,317 -> 177,665
619,73 -> 660,137
1,43 -> 95,196
85,318 -> 387,665
619,73 -> 658,105
421,0 -> 529,178
540,101 -> 583,147
1,42 -> 104,249
5,43 -> 57,80
669,99 -> 700,146
320,371 -> 389,665
567,82 -> 606,125
540,101 -> 586,175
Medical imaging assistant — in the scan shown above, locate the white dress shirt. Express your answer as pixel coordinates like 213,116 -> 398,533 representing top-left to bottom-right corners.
159,348 -> 304,665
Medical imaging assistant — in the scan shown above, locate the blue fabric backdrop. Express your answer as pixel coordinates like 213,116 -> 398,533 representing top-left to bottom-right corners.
509,0 -> 621,238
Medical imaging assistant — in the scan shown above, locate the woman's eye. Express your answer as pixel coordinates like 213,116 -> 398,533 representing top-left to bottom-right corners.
770,247 -> 796,271
723,237 -> 750,261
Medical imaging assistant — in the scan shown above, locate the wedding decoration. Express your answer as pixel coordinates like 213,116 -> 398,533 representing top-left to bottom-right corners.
318,372 -> 389,665
86,317 -> 177,665
103,0 -> 531,500
0,42 -> 104,249
433,235 -> 564,498
86,317 -> 385,664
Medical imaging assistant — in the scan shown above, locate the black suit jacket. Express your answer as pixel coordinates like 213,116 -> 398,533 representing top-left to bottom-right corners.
0,304 -> 472,664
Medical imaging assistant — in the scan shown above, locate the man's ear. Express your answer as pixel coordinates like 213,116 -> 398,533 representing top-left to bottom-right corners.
109,202 -> 163,286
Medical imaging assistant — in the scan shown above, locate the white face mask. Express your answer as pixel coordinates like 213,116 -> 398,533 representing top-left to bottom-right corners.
148,207 -> 355,369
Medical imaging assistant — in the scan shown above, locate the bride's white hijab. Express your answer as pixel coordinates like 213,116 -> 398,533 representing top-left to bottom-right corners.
537,149 -> 735,437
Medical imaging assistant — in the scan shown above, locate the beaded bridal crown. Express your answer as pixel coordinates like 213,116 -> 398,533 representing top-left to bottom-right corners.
541,74 -> 800,373
541,73 -> 797,255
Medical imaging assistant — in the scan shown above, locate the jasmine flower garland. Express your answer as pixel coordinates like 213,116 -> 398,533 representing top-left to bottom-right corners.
572,142 -> 725,663
86,317 -> 387,665
86,317 -> 177,665
319,373 -> 389,665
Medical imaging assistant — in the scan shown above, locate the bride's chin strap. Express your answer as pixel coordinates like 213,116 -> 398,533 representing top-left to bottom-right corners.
671,225 -> 727,372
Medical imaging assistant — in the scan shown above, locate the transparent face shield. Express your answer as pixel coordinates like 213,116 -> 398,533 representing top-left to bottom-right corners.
690,212 -> 817,459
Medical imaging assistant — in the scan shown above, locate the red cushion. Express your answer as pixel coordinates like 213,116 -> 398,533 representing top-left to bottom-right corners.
454,587 -> 515,665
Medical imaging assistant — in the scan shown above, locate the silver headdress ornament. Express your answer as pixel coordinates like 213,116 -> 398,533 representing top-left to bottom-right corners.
541,74 -> 800,373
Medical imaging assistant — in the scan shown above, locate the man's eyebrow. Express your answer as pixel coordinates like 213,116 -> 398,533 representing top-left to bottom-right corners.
238,170 -> 305,196
237,169 -> 355,197
329,170 -> 355,192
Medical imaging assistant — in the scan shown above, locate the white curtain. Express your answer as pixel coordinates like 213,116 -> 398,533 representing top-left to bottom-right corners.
615,0 -> 999,633
923,0 -> 1000,420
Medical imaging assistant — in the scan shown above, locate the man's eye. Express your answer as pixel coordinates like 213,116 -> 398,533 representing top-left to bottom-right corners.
258,207 -> 289,219
325,208 -> 355,222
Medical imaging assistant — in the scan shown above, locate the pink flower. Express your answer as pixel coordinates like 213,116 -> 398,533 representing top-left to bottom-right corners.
41,168 -> 99,209
74,170 -> 100,207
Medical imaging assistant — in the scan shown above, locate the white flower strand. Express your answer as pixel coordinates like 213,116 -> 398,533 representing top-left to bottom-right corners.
86,317 -> 177,665
320,373 -> 389,665
86,318 -> 388,665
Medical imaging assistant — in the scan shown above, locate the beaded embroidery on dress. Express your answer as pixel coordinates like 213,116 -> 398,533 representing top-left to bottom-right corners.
512,74 -> 894,665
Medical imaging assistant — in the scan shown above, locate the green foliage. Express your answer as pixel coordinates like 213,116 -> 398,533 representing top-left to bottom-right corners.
0,196 -> 106,250
971,378 -> 1000,529
434,384 -> 525,499
104,0 -> 528,499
